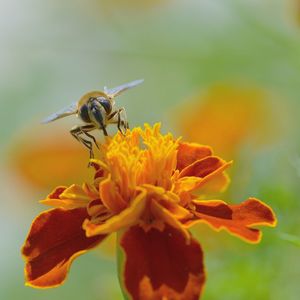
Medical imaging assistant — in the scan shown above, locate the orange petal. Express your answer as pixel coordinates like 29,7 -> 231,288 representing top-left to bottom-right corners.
41,184 -> 92,209
87,198 -> 107,218
184,198 -> 276,243
21,208 -> 106,288
60,184 -> 92,201
141,184 -> 180,204
100,176 -> 128,213
138,275 -> 204,300
84,189 -> 147,236
119,224 -> 205,300
82,182 -> 99,199
175,159 -> 232,194
90,159 -> 108,180
151,201 -> 191,242
47,186 -> 67,199
158,199 -> 192,219
198,172 -> 230,196
177,142 -> 212,171
179,156 -> 226,178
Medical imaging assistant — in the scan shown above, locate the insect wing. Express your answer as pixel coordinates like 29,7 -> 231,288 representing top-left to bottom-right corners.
106,79 -> 144,98
42,102 -> 78,123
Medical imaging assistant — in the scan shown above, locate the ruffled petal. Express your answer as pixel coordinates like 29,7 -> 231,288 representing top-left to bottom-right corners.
100,176 -> 128,213
21,208 -> 106,288
40,184 -> 92,209
82,183 -> 99,200
184,198 -> 276,243
151,200 -> 191,241
47,186 -> 66,199
118,225 -> 205,300
83,189 -> 147,236
175,158 -> 232,194
90,159 -> 107,180
177,142 -> 212,171
179,156 -> 227,178
141,184 -> 180,203
197,171 -> 230,195
158,198 -> 191,219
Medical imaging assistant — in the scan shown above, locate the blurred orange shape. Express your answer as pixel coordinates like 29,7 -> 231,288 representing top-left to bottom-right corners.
9,127 -> 93,190
176,85 -> 280,159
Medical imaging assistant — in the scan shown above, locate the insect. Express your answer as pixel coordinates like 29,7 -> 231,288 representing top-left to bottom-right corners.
42,79 -> 144,161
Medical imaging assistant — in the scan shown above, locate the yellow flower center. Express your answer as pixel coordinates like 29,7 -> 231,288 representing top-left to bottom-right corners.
84,123 -> 184,233
97,123 -> 179,202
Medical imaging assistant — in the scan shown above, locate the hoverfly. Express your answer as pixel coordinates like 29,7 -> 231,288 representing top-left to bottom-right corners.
42,79 -> 144,161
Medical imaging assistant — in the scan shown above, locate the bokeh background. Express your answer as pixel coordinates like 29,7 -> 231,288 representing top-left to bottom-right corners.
1,0 -> 300,299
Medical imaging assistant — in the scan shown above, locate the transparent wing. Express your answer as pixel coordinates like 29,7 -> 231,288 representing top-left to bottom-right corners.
41,102 -> 78,123
106,79 -> 144,98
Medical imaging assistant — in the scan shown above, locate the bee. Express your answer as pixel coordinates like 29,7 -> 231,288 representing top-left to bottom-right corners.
42,79 -> 144,161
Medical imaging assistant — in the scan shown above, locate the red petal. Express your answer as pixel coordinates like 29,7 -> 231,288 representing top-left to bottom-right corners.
175,159 -> 231,195
22,208 -> 106,288
177,142 -> 212,171
119,225 -> 205,300
91,161 -> 105,179
179,156 -> 228,178
47,186 -> 66,199
184,198 -> 276,243
41,184 -> 92,209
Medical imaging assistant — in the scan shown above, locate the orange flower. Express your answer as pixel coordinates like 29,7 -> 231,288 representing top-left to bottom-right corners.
21,123 -> 276,299
9,128 -> 92,190
176,85 -> 278,159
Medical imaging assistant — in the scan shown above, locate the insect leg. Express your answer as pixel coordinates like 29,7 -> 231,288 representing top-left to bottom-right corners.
122,107 -> 129,129
102,125 -> 108,136
70,125 -> 95,162
117,107 -> 129,134
108,107 -> 128,135
107,110 -> 118,120
117,112 -> 122,134
70,125 -> 83,143
83,131 -> 99,148
80,124 -> 99,149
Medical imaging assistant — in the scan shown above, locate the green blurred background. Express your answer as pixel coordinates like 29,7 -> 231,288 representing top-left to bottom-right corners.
1,0 -> 300,299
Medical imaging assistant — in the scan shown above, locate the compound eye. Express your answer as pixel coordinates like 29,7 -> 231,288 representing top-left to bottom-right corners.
99,98 -> 112,114
79,104 -> 91,123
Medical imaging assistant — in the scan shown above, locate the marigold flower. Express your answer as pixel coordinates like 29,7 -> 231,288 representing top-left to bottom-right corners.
21,123 -> 276,300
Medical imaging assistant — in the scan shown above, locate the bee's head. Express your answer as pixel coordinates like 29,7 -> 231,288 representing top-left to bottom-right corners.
87,96 -> 97,103
96,96 -> 112,114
